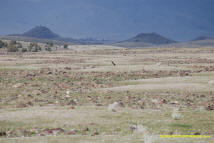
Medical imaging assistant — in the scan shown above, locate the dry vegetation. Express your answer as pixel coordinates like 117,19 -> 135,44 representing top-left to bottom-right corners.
0,43 -> 214,143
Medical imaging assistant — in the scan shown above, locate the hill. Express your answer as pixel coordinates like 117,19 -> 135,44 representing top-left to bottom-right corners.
114,32 -> 176,48
192,36 -> 214,41
5,26 -> 103,45
22,26 -> 60,39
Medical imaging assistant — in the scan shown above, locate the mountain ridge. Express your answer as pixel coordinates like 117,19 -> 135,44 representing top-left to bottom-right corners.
22,26 -> 60,39
191,36 -> 214,41
114,32 -> 177,47
6,26 -> 104,45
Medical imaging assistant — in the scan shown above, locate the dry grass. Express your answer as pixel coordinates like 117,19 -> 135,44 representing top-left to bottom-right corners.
0,45 -> 214,142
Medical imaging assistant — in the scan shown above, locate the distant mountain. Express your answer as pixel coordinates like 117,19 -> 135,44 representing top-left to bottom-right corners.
6,26 -> 103,45
127,33 -> 176,44
191,36 -> 214,41
22,26 -> 60,39
114,32 -> 176,48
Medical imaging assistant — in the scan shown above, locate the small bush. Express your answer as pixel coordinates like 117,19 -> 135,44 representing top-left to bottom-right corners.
45,47 -> 52,52
0,40 -> 7,48
15,43 -> 22,49
7,44 -> 18,52
28,43 -> 42,52
7,40 -> 22,52
63,44 -> 68,49
46,42 -> 53,47
10,40 -> 17,45
22,48 -> 27,53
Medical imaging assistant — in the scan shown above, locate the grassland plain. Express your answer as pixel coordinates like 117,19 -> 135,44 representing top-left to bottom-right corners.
0,45 -> 214,143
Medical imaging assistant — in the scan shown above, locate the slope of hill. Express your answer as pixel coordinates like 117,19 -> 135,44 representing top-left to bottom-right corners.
114,32 -> 176,48
191,36 -> 214,41
127,33 -> 176,44
5,26 -> 103,45
22,26 -> 60,39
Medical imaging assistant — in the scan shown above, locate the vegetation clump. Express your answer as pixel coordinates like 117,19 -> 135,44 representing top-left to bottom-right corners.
45,42 -> 53,52
63,44 -> 68,49
28,43 -> 42,52
7,40 -> 21,52
0,40 -> 7,48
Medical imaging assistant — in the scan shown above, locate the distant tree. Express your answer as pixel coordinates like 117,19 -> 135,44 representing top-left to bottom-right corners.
28,43 -> 41,52
46,42 -> 53,47
7,44 -> 18,52
63,44 -> 68,49
0,40 -> 6,48
38,46 -> 42,51
22,48 -> 27,53
45,47 -> 52,52
28,43 -> 33,52
32,47 -> 38,52
15,43 -> 22,49
10,40 -> 17,45
8,40 -> 22,51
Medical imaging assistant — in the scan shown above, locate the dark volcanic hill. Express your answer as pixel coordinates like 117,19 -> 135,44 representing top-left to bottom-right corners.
114,32 -> 176,48
127,33 -> 176,44
5,26 -> 103,45
22,26 -> 60,39
191,36 -> 214,41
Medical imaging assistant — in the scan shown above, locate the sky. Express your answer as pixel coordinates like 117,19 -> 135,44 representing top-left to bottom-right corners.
0,0 -> 214,41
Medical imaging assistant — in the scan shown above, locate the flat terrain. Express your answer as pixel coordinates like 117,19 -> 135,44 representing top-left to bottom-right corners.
0,45 -> 214,143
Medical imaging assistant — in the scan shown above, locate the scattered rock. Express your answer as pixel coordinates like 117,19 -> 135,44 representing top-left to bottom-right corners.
67,100 -> 77,106
66,90 -> 70,95
170,101 -> 179,104
111,61 -> 116,66
130,125 -> 137,133
171,108 -> 181,120
13,83 -> 22,88
151,99 -> 158,104
32,90 -> 40,96
200,94 -> 206,98
70,105 -> 75,109
16,103 -> 27,108
156,62 -> 161,66
91,129 -> 99,136
66,129 -> 77,135
47,71 -> 52,75
160,98 -> 167,104
65,95 -> 70,98
194,132 -> 201,135
83,127 -> 89,132
43,128 -> 65,135
206,104 -> 214,110
168,131 -> 173,135
108,102 -> 119,112
0,131 -> 6,136
208,80 -> 214,85
64,67 -> 71,70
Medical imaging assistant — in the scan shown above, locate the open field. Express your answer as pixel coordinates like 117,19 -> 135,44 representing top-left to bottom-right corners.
0,45 -> 214,143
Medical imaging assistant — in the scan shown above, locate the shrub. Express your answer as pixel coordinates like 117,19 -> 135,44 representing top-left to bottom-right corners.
63,44 -> 68,49
45,47 -> 52,52
0,40 -> 7,48
10,40 -> 17,45
46,42 -> 53,47
28,43 -> 42,52
15,43 -> 22,49
7,40 -> 22,52
22,48 -> 27,53
7,44 -> 18,52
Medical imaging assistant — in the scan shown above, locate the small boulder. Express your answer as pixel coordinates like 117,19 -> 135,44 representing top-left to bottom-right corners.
108,102 -> 119,112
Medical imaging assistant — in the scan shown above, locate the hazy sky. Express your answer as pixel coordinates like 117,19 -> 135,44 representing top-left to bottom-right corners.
0,0 -> 214,41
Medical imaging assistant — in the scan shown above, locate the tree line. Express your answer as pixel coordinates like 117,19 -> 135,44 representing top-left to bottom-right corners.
0,40 -> 68,52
